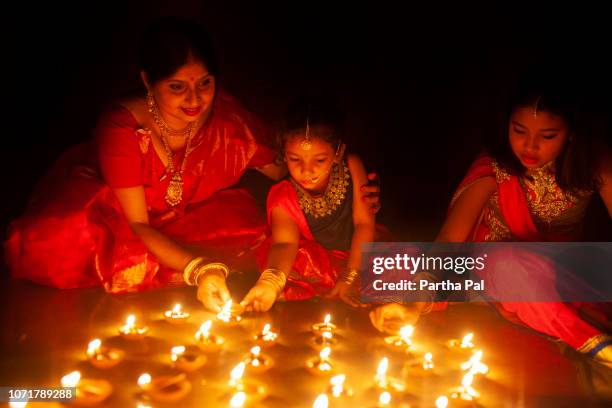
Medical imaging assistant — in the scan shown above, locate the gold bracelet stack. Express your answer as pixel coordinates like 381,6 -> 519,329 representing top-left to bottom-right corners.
183,257 -> 205,285
183,257 -> 229,286
341,268 -> 360,285
258,268 -> 287,294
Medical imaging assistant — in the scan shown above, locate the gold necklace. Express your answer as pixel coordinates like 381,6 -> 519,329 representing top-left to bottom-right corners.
522,161 -> 588,224
147,91 -> 194,136
291,162 -> 350,218
158,125 -> 194,207
146,91 -> 198,206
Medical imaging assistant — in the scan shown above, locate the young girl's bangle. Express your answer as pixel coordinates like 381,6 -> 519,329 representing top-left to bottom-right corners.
341,268 -> 360,285
259,268 -> 287,294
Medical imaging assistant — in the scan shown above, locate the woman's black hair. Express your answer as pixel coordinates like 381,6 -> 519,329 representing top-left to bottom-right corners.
139,17 -> 218,85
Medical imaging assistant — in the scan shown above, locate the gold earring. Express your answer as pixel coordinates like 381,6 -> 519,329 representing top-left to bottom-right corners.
146,91 -> 156,113
334,142 -> 343,161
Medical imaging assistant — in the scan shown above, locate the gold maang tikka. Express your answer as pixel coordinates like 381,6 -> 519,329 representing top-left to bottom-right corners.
532,96 -> 541,118
300,110 -> 312,151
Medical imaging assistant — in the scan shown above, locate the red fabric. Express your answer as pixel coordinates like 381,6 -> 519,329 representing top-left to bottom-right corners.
265,181 -> 314,241
447,154 -> 602,349
498,177 -> 541,241
257,180 -> 391,301
5,91 -> 275,293
451,154 -> 541,241
256,180 -> 341,300
97,90 -> 276,216
96,106 -> 144,188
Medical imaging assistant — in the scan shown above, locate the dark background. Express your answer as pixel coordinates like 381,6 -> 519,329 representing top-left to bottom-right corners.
2,0 -> 611,268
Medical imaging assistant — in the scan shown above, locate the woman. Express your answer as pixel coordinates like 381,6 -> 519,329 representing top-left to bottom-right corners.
5,17 -> 380,313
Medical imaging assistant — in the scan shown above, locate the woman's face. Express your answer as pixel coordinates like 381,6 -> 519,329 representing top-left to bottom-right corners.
508,106 -> 569,169
148,60 -> 215,128
284,134 -> 339,194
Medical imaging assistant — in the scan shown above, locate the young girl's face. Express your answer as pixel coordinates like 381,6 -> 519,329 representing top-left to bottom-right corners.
284,134 -> 338,194
508,106 -> 569,169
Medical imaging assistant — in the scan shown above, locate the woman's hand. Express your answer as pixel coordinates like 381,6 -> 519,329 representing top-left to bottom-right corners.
369,303 -> 422,334
196,269 -> 231,312
361,172 -> 381,214
325,281 -> 366,308
240,281 -> 280,312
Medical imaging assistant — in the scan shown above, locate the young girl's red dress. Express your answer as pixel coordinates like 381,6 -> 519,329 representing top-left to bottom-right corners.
256,163 -> 389,301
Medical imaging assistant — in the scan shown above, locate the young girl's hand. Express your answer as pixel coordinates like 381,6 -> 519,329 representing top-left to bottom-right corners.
326,281 -> 365,308
240,281 -> 280,312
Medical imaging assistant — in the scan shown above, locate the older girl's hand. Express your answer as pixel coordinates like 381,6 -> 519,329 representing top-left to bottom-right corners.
325,281 -> 366,308
369,303 -> 422,334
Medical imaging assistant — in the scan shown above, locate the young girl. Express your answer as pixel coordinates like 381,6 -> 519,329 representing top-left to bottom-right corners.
371,78 -> 612,368
241,99 -> 376,311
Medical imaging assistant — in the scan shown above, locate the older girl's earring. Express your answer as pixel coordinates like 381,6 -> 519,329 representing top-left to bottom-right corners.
146,91 -> 156,113
532,96 -> 541,118
334,142 -> 344,162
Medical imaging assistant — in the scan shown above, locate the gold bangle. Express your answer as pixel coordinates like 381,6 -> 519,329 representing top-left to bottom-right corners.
258,268 -> 287,293
341,268 -> 360,285
183,257 -> 205,285
188,262 -> 230,286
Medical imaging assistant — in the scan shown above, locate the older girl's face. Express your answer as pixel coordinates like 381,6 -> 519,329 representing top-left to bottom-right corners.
509,106 -> 570,169
147,60 -> 215,129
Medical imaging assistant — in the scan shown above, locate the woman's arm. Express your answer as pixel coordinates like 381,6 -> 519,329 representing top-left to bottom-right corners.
347,154 -> 376,270
112,186 -> 196,270
435,177 -> 497,242
113,186 -> 230,311
598,150 -> 612,218
256,162 -> 288,181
